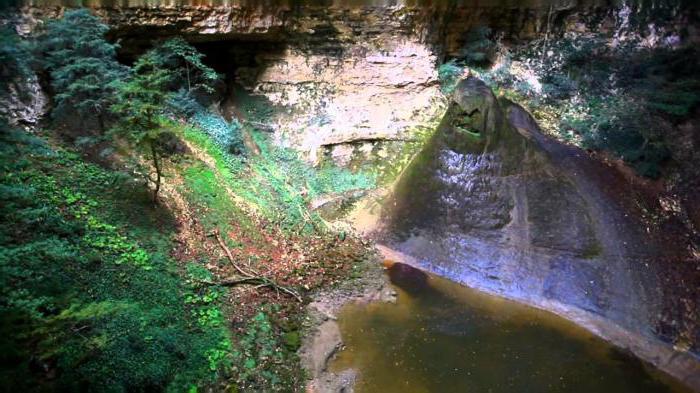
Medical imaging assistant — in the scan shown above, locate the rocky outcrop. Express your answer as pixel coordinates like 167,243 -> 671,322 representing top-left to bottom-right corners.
5,3 -> 451,176
0,74 -> 47,128
250,41 -> 445,165
379,77 -> 700,390
3,0 -> 698,388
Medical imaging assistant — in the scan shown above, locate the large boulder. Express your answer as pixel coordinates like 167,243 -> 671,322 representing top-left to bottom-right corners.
379,77 -> 699,388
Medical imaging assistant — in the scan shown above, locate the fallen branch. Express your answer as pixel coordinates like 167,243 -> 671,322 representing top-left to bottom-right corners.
211,229 -> 257,277
207,229 -> 302,302
219,276 -> 303,301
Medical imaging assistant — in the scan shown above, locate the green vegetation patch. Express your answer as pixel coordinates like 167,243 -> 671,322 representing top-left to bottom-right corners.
181,161 -> 250,242
183,119 -> 376,233
230,307 -> 303,391
0,127 -> 230,392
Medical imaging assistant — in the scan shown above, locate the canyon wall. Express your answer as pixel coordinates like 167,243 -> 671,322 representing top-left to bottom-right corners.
1,0 -> 698,388
8,0 -> 691,175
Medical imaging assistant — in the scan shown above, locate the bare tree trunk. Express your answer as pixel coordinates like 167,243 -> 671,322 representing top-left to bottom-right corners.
150,140 -> 161,204
97,113 -> 106,134
186,62 -> 191,92
541,5 -> 553,63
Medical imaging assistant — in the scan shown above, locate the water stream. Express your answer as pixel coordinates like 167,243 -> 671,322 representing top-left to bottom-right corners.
330,264 -> 691,393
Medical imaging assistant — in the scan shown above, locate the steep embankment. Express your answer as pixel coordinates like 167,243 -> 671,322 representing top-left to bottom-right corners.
2,1 -> 698,391
0,114 -> 378,391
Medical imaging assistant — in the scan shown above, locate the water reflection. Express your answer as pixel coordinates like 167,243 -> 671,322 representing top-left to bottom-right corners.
331,263 -> 690,393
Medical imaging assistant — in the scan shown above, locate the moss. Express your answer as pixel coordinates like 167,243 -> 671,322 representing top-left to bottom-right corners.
454,126 -> 484,141
580,242 -> 603,259
181,162 -> 249,239
184,118 -> 375,232
367,121 -> 445,186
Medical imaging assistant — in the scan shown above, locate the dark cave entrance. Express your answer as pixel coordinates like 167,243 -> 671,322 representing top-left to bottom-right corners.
113,31 -> 287,121
191,37 -> 287,121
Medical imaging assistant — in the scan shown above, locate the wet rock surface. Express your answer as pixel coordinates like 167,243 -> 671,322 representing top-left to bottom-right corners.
3,1 -> 699,389
379,77 -> 700,389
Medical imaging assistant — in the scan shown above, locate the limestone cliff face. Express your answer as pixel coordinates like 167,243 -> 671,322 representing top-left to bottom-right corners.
0,73 -> 47,128
9,3 -> 457,173
5,1 -> 696,173
251,41 -> 444,165
9,0 -> 673,173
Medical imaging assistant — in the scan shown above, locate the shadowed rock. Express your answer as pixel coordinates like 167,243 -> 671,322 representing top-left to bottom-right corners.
385,262 -> 429,293
379,77 -> 700,389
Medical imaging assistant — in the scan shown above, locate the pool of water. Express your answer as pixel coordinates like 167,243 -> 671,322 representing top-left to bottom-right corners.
330,264 -> 690,393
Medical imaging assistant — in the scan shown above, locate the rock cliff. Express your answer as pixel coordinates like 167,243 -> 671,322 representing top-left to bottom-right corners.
2,2 -> 698,387
380,77 -> 700,389
8,0 -> 689,176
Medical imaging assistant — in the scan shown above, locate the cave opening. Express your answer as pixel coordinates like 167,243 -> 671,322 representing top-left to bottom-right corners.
113,32 -> 288,121
191,37 -> 287,121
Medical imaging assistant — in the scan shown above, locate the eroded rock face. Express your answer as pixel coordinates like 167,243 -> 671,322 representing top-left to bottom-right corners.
4,3 -> 451,176
0,74 -> 48,128
380,77 -> 700,389
385,78 -> 602,255
7,0 -> 664,176
252,41 -> 445,164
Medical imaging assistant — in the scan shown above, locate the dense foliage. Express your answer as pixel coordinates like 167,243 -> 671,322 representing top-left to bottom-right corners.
193,112 -> 246,156
110,36 -> 219,202
0,123 -> 230,392
111,54 -> 175,202
0,27 -> 38,123
1,9 -> 375,392
146,36 -> 219,94
0,26 -> 31,88
35,9 -> 127,132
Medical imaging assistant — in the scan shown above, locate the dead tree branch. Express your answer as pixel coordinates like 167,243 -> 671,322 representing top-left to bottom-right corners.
206,229 -> 302,302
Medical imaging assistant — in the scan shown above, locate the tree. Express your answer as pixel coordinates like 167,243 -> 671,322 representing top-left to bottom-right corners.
111,54 -> 173,203
37,9 -> 127,133
148,37 -> 218,94
110,37 -> 218,203
0,27 -> 33,124
0,26 -> 30,85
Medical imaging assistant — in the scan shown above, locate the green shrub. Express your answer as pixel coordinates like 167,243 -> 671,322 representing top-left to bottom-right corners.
461,30 -> 700,178
167,88 -> 205,118
0,26 -> 32,90
231,308 -> 301,391
438,60 -> 464,95
193,112 -> 246,156
35,9 -> 127,133
560,95 -> 669,178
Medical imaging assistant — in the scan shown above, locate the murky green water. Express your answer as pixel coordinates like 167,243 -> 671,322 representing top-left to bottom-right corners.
331,265 -> 690,393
